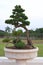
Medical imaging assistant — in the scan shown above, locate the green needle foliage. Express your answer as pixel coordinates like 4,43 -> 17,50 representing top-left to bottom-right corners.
5,5 -> 30,27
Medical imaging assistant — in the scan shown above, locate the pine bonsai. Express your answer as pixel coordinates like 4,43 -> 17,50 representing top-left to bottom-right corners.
5,5 -> 34,49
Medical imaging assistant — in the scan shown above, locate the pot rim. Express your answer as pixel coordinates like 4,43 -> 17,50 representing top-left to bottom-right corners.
4,47 -> 38,53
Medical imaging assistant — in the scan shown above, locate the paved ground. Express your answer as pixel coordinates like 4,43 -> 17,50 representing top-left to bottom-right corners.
0,57 -> 43,65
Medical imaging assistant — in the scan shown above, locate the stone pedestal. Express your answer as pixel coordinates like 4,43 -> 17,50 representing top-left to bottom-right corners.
0,57 -> 43,65
16,59 -> 27,65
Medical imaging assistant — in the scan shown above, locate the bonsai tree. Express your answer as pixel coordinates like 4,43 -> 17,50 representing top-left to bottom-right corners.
5,5 -> 34,49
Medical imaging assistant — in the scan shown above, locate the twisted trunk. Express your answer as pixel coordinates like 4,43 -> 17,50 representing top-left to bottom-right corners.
26,29 -> 30,44
15,24 -> 34,47
26,29 -> 33,46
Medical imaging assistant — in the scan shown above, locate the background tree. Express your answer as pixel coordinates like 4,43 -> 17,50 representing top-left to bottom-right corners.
0,30 -> 6,37
35,28 -> 43,39
5,5 -> 33,48
5,26 -> 11,38
5,26 -> 11,33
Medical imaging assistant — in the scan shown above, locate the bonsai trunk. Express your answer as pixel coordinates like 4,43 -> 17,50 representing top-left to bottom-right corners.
26,29 -> 34,48
16,25 -> 34,48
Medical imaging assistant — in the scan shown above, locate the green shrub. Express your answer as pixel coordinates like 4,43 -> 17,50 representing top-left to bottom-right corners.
13,38 -> 17,44
15,41 -> 25,49
3,38 -> 10,42
13,38 -> 21,44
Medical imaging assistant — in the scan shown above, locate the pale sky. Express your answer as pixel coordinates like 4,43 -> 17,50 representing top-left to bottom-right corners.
0,0 -> 43,31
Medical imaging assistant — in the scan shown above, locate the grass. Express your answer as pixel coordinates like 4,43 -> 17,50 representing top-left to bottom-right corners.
0,43 -> 5,56
34,44 -> 43,57
0,38 -> 43,56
